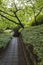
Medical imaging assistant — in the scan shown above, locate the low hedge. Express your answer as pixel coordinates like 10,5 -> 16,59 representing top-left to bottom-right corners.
21,24 -> 43,65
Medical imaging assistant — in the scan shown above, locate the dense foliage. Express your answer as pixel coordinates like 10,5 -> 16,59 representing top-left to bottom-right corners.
0,33 -> 11,48
0,0 -> 43,29
21,24 -> 43,65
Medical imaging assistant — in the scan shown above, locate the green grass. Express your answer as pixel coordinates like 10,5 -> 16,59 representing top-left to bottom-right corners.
21,24 -> 43,65
0,33 -> 11,48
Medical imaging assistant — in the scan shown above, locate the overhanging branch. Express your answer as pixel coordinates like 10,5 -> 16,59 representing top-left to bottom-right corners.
0,14 -> 24,28
0,14 -> 19,25
36,7 -> 43,17
0,10 -> 15,17
10,9 -> 21,14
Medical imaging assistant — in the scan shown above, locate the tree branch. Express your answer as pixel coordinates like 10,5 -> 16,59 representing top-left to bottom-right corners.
0,10 -> 15,17
0,14 -> 19,24
15,13 -> 24,28
0,14 -> 24,28
10,9 -> 21,14
36,7 -> 43,17
10,3 -> 24,28
0,1 -> 24,28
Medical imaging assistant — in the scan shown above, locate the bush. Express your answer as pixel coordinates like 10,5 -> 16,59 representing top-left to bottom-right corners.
0,33 -> 11,48
21,24 -> 43,65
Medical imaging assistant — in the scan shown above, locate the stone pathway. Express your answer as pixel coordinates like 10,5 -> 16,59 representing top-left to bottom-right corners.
0,37 -> 27,65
